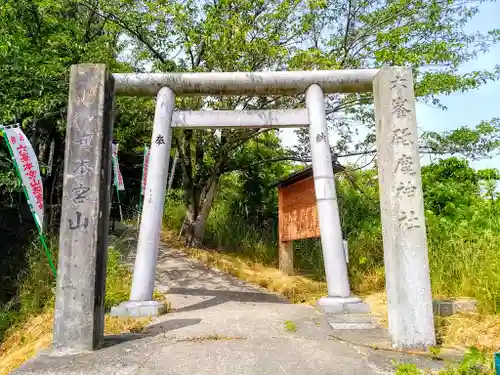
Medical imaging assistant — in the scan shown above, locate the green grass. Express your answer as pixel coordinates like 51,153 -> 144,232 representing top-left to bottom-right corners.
0,232 -> 139,343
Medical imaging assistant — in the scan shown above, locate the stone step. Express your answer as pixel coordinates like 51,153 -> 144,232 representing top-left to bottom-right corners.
326,313 -> 380,330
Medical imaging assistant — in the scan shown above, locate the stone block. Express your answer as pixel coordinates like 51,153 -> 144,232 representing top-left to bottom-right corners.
327,314 -> 379,330
433,299 -> 477,317
110,301 -> 167,317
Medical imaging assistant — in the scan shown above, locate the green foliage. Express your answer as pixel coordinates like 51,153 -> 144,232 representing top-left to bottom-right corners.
93,0 -> 500,245
423,119 -> 500,161
422,158 -> 481,216
0,236 -> 57,341
0,236 -> 132,342
395,347 -> 493,374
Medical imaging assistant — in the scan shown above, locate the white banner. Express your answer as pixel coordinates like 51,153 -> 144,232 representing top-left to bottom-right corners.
141,145 -> 151,196
2,126 -> 44,227
112,143 -> 125,191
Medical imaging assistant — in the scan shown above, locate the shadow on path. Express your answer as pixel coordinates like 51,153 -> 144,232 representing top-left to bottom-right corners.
102,318 -> 203,348
168,287 -> 287,313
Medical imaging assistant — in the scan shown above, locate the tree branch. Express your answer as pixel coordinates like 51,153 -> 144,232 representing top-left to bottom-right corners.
77,0 -> 168,64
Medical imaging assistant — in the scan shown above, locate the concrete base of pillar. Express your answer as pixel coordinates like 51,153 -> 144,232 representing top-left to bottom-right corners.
110,300 -> 167,317
317,296 -> 370,315
318,296 -> 376,330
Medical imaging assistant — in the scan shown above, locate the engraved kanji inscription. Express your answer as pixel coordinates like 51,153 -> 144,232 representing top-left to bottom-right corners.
392,128 -> 414,146
155,134 -> 165,145
397,181 -> 417,197
73,133 -> 95,147
392,95 -> 411,118
73,159 -> 93,177
398,210 -> 420,230
395,154 -> 416,175
68,211 -> 89,230
315,132 -> 327,143
71,183 -> 91,204
390,74 -> 408,90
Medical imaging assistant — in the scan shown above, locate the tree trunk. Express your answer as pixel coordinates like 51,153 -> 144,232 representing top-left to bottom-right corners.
185,175 -> 219,247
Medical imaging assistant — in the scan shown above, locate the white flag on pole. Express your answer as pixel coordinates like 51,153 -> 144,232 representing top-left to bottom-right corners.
2,126 -> 44,227
112,143 -> 125,191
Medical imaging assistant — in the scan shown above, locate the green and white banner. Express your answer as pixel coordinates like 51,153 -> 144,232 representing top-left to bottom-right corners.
2,126 -> 44,227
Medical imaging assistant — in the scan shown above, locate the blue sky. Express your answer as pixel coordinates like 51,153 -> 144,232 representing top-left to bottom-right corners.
280,1 -> 500,170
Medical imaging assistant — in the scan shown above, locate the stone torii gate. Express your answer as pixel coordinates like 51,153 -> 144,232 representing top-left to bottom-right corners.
53,64 -> 435,355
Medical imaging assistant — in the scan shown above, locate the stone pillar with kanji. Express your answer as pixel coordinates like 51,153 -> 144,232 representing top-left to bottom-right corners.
373,66 -> 435,349
53,64 -> 115,354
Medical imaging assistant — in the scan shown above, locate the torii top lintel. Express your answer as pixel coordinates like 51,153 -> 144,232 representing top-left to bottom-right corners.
113,69 -> 379,97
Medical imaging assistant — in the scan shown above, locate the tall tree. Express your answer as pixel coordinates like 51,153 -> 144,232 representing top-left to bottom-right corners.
35,0 -> 500,245
291,0 -> 500,159
0,0 -> 124,229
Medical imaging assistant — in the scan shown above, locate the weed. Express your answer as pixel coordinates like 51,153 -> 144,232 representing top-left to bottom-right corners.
179,334 -> 244,343
284,320 -> 297,332
394,347 -> 494,375
395,363 -> 421,375
429,346 -> 443,360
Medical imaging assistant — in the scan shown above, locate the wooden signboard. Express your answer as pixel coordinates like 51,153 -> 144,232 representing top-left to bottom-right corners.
278,176 -> 320,242
276,165 -> 343,275
276,170 -> 321,276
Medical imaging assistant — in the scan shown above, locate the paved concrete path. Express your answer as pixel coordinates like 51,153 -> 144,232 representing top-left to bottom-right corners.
13,246 -> 442,375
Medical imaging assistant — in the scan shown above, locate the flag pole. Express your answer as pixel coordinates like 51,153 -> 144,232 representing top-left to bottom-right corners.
137,145 -> 147,228
113,166 -> 124,222
1,126 -> 57,277
111,143 -> 124,222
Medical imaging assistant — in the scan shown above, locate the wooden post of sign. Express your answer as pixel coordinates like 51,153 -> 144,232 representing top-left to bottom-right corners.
278,188 -> 293,275
279,241 -> 293,275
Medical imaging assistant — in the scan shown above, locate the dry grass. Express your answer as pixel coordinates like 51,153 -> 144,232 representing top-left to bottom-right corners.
357,291 -> 500,355
436,313 -> 500,353
0,312 -> 53,375
0,310 -> 150,375
363,291 -> 389,327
